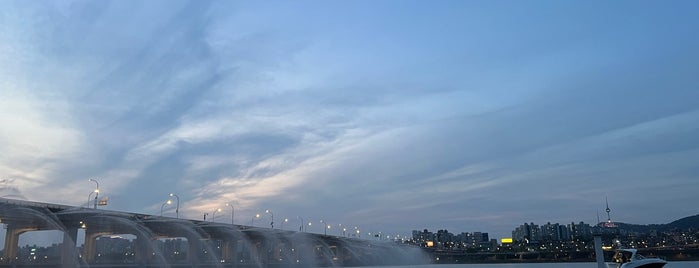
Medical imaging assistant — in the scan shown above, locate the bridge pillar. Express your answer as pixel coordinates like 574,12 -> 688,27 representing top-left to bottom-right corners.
61,227 -> 79,268
338,244 -> 351,264
83,230 -> 111,263
221,239 -> 237,263
247,239 -> 263,264
2,225 -> 38,263
187,237 -> 202,264
259,239 -> 270,264
271,240 -> 281,262
295,240 -> 313,265
328,244 -> 341,266
134,235 -> 154,264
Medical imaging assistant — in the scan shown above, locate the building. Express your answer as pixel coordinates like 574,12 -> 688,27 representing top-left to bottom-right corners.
412,229 -> 434,246
568,221 -> 592,240
512,223 -> 540,242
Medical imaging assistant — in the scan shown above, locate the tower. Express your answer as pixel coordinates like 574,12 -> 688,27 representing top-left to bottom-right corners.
604,197 -> 616,228
605,197 -> 611,223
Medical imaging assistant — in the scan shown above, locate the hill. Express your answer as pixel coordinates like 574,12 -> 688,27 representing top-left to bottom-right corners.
665,214 -> 699,230
612,214 -> 699,233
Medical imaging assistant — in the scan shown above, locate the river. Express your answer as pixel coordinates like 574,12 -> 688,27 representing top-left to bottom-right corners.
376,262 -> 699,268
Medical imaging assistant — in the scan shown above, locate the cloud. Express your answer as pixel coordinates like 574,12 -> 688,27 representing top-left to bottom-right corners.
2,0 -> 699,243
0,89 -> 86,200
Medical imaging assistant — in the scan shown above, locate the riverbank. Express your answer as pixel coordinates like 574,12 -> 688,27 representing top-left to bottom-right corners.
426,248 -> 699,264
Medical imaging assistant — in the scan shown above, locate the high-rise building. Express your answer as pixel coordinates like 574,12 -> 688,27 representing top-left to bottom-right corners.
568,221 -> 592,240
542,222 -> 561,241
473,232 -> 489,243
558,224 -> 570,241
412,229 -> 434,245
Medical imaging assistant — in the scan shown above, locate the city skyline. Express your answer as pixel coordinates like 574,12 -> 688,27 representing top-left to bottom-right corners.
1,0 -> 699,243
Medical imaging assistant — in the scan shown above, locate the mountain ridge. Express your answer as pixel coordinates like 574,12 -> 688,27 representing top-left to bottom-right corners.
607,214 -> 699,233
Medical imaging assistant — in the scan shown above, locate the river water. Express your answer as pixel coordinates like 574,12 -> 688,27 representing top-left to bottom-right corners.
376,262 -> 699,268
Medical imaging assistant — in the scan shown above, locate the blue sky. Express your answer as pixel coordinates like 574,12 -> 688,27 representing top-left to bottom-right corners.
1,0 -> 698,242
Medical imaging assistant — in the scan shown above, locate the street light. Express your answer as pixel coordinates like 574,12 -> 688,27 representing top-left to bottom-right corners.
307,221 -> 312,232
280,218 -> 289,230
212,208 -> 222,222
226,203 -> 235,225
160,200 -> 172,216
169,193 -> 180,218
88,179 -> 99,209
87,191 -> 95,208
298,217 -> 305,232
251,213 -> 260,226
265,209 -> 274,229
320,220 -> 329,236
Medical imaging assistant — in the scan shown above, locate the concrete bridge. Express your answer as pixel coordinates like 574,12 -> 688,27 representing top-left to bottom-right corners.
0,198 -> 424,267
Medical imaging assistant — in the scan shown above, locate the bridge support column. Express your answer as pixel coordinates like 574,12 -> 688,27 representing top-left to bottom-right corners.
222,239 -> 237,263
134,235 -> 153,264
271,241 -> 282,262
258,239 -> 269,264
61,227 -> 79,268
328,244 -> 341,266
339,244 -> 351,264
187,238 -> 201,264
83,231 -> 110,263
248,239 -> 262,264
3,225 -> 38,263
297,241 -> 313,265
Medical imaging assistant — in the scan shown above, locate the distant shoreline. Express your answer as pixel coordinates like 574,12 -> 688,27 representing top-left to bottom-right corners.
427,248 -> 699,264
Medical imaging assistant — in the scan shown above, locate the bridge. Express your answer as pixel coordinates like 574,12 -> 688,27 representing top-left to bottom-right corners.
0,198 -> 425,267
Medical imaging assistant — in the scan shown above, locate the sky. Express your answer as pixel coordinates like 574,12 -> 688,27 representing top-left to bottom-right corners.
1,0 -> 699,243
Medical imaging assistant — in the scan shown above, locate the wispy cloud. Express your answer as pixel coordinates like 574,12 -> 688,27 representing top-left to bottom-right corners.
1,0 -> 698,240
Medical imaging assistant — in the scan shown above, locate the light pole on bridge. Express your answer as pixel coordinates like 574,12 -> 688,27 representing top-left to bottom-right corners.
265,209 -> 274,229
169,193 -> 180,218
88,179 -> 100,209
160,200 -> 172,216
251,213 -> 260,226
212,208 -> 221,222
226,203 -> 235,225
87,191 -> 95,209
320,220 -> 329,236
280,218 -> 289,230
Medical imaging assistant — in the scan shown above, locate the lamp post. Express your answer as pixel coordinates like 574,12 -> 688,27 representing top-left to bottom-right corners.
226,203 -> 235,225
87,191 -> 95,208
169,193 -> 180,218
212,208 -> 222,222
298,216 -> 304,232
203,212 -> 209,221
265,209 -> 274,229
307,221 -> 312,232
88,179 -> 99,209
251,213 -> 260,226
160,200 -> 172,216
280,218 -> 288,230
320,220 -> 329,236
